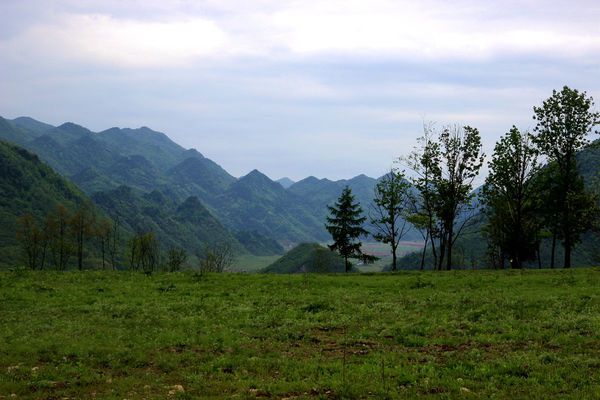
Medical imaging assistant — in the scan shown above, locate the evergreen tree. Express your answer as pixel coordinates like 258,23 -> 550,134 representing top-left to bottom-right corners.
326,186 -> 369,272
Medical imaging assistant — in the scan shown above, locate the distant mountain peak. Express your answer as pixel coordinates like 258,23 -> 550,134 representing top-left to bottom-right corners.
237,169 -> 281,188
183,148 -> 205,159
242,169 -> 271,180
276,177 -> 295,189
57,122 -> 91,134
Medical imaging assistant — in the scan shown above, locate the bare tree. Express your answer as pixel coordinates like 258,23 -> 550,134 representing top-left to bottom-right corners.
166,247 -> 187,272
47,204 -> 73,270
16,213 -> 44,270
70,204 -> 95,270
199,242 -> 233,273
128,231 -> 160,273
107,216 -> 120,270
95,218 -> 112,269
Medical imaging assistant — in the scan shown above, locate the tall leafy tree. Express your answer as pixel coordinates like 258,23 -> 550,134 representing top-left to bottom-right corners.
370,170 -> 410,271
434,125 -> 484,270
403,123 -> 442,270
482,126 -> 540,269
532,86 -> 600,268
326,186 -> 369,272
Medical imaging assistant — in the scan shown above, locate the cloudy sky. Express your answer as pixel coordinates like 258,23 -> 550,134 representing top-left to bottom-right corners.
1,0 -> 599,181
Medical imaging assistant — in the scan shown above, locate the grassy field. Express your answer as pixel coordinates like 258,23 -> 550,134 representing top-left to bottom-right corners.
2,269 -> 600,399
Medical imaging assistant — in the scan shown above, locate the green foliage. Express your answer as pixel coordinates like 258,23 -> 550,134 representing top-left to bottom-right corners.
0,141 -> 90,267
370,170 -> 411,271
532,86 -> 600,268
482,126 -> 540,268
404,124 -> 484,270
326,186 -> 370,272
263,243 -> 345,273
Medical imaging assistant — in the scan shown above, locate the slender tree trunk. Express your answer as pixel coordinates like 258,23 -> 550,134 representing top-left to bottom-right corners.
550,229 -> 557,269
420,232 -> 429,271
536,243 -> 542,269
101,239 -> 105,270
446,225 -> 453,271
40,242 -> 47,270
78,238 -> 83,270
437,237 -> 445,271
345,255 -> 349,273
391,244 -> 397,272
564,235 -> 572,269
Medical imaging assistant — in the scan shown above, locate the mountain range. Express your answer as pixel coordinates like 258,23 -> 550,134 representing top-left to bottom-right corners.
0,115 -> 417,265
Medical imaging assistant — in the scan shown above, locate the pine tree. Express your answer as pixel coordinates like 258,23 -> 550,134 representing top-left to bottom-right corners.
326,186 -> 369,272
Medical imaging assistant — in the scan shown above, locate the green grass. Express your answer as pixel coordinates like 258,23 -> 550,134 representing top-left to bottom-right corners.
2,269 -> 600,398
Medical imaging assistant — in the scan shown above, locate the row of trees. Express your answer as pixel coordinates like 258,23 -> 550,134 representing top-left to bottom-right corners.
16,204 -> 119,270
326,86 -> 599,271
483,87 -> 599,269
16,205 -> 233,272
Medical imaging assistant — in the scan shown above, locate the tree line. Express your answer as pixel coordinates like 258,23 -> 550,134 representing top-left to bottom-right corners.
16,204 -> 232,272
325,86 -> 600,271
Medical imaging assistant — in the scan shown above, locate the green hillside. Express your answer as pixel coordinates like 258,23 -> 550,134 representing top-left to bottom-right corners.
91,186 -> 247,258
217,170 -> 326,243
263,242 -> 346,273
0,141 -> 90,266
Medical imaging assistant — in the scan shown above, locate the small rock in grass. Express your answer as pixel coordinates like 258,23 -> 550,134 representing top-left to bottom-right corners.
168,385 -> 185,396
173,385 -> 184,392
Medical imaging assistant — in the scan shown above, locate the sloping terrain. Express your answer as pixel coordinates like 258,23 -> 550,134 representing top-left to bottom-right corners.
263,242 -> 346,273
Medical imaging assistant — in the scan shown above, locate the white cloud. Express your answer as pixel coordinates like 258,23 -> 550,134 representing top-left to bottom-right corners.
3,1 -> 600,68
8,14 -> 229,67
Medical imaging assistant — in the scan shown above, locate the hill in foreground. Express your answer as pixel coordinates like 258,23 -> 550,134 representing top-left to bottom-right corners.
263,242 -> 346,273
0,141 -> 91,266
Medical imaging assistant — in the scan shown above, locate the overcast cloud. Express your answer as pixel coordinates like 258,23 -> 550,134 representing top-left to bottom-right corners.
1,0 -> 599,180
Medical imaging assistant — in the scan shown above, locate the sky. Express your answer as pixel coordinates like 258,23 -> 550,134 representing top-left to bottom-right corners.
1,0 -> 599,181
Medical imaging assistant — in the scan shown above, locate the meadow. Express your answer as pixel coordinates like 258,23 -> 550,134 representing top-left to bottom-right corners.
2,269 -> 600,399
